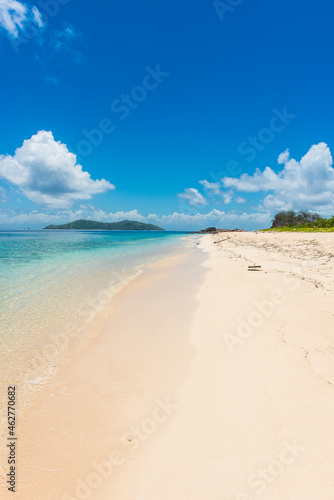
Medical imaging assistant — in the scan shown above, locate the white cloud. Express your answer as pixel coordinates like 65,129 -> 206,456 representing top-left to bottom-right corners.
0,186 -> 7,202
157,209 -> 270,227
222,143 -> 334,213
236,196 -> 245,203
0,0 -> 27,36
178,188 -> 207,206
0,0 -> 43,37
0,131 -> 115,209
278,149 -> 290,165
199,180 -> 221,195
0,206 -> 272,230
0,3 -> 83,69
32,5 -> 43,27
199,180 -> 235,205
222,192 -> 232,204
222,166 -> 280,193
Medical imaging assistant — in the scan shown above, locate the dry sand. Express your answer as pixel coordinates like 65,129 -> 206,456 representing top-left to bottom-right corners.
96,232 -> 334,500
3,232 -> 334,499
5,238 -> 205,499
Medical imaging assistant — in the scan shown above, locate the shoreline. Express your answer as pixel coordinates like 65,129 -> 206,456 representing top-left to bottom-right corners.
1,232 -> 334,499
0,233 -> 188,404
98,232 -> 334,500
4,236 -> 205,499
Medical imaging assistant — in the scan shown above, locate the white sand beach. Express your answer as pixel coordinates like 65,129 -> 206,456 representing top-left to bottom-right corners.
6,232 -> 334,499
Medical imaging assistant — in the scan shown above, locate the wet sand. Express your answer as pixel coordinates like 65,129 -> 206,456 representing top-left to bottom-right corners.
2,232 -> 334,499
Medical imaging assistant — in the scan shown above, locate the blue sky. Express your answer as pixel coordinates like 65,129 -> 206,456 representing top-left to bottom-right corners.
0,0 -> 334,230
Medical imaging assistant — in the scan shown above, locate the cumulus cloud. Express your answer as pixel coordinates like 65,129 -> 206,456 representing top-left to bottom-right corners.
178,188 -> 207,206
222,143 -> 334,213
222,166 -> 280,193
158,209 -> 270,227
0,131 -> 115,209
199,180 -> 221,195
0,206 -> 272,230
221,192 -> 233,204
278,149 -> 290,165
0,0 -> 43,37
199,180 -> 235,205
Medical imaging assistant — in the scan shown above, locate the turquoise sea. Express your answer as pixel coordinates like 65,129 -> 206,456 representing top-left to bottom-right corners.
0,230 -> 186,397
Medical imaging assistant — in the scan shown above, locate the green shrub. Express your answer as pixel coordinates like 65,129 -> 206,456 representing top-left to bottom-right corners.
271,211 -> 333,229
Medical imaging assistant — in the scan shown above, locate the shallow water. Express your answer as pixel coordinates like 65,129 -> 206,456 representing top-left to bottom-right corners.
0,230 -> 185,394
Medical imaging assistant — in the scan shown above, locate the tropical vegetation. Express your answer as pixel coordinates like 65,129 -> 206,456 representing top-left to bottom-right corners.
264,211 -> 334,232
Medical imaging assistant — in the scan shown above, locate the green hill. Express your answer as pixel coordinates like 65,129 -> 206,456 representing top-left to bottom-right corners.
44,219 -> 164,231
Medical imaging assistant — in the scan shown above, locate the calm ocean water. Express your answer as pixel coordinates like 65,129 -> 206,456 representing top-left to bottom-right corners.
0,230 -> 186,397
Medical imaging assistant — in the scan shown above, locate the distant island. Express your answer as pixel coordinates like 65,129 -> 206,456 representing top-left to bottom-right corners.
44,219 -> 164,231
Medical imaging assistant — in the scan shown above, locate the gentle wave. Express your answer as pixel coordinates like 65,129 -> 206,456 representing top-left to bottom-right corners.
0,230 -> 185,402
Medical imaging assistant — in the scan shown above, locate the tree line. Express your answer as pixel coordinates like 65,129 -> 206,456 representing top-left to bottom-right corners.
271,211 -> 334,228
